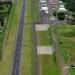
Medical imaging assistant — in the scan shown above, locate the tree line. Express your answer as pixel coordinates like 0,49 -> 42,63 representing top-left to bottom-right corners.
61,0 -> 75,12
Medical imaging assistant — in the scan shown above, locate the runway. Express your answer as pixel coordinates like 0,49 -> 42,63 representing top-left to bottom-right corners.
11,0 -> 26,75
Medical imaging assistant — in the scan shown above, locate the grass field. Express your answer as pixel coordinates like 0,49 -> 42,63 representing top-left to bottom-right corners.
36,31 -> 51,46
69,68 -> 75,75
32,0 -> 40,23
56,24 -> 75,64
0,0 -> 22,75
21,0 -> 41,74
36,26 -> 52,46
55,24 -> 75,75
20,0 -> 33,75
21,46 -> 33,75
38,55 -> 60,75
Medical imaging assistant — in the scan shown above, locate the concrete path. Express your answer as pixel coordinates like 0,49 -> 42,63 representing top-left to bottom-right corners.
35,24 -> 49,31
37,46 -> 53,54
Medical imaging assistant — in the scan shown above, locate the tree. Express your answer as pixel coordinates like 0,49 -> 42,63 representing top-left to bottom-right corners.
65,0 -> 75,12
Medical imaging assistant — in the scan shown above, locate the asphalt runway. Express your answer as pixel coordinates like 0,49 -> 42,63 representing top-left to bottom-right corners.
11,0 -> 26,75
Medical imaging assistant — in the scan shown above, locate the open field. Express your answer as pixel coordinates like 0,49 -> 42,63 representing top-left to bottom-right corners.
21,46 -> 33,75
0,0 -> 22,75
56,24 -> 75,64
20,0 -> 33,75
32,0 -> 40,23
55,24 -> 75,75
37,31 -> 50,46
36,28 -> 52,46
38,55 -> 60,75
69,68 -> 75,75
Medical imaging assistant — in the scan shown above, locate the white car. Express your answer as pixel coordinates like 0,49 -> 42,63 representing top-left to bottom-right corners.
41,7 -> 49,14
50,16 -> 56,21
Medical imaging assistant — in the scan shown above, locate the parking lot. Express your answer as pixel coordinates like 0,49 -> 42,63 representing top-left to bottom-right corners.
39,0 -> 49,24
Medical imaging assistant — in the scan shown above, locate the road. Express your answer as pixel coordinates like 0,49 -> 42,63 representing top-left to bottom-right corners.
40,11 -> 49,24
47,0 -> 69,75
11,0 -> 26,75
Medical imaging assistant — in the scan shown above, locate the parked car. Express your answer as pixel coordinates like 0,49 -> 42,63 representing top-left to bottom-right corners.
39,0 -> 49,14
40,6 -> 49,14
50,16 -> 56,21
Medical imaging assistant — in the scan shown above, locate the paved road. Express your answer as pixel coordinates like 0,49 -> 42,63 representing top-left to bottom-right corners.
11,0 -> 26,75
40,11 -> 49,24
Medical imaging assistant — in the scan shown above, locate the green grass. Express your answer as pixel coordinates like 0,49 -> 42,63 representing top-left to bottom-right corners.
21,46 -> 33,75
21,0 -> 41,74
20,0 -> 33,75
37,31 -> 52,46
32,0 -> 40,23
38,55 -> 60,75
69,68 -> 75,75
55,24 -> 75,75
23,25 -> 32,46
0,0 -> 22,75
21,24 -> 33,75
37,31 -> 50,46
56,24 -> 75,63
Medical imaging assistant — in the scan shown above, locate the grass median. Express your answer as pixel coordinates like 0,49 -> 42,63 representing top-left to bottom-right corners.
20,0 -> 33,75
36,31 -> 51,46
38,55 -> 60,75
36,26 -> 52,46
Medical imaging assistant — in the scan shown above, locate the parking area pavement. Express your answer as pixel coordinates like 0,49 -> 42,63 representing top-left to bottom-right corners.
40,11 -> 50,24
35,24 -> 49,31
37,46 -> 53,54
